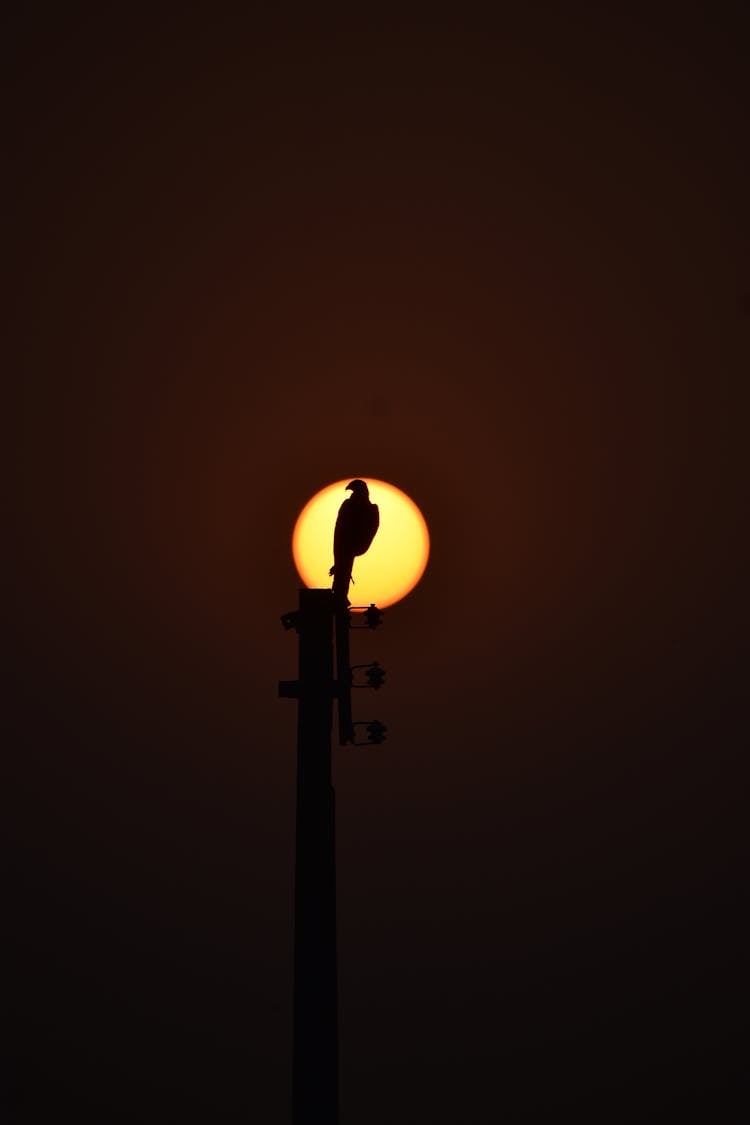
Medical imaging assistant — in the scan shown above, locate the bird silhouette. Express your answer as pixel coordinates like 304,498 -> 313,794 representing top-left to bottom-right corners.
329,479 -> 380,601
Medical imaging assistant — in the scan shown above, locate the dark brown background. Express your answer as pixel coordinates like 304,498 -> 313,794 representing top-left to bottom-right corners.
7,9 -> 746,1122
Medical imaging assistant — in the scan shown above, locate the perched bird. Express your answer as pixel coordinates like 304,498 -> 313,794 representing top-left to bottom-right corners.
329,479 -> 380,600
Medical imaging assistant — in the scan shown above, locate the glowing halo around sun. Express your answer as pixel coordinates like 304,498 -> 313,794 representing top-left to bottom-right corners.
292,478 -> 430,609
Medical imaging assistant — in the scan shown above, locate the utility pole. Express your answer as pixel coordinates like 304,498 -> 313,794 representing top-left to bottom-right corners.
279,589 -> 385,1125
281,589 -> 338,1125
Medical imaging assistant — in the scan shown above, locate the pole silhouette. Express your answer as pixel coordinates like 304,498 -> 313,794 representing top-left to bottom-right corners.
279,584 -> 385,1124
283,589 -> 339,1125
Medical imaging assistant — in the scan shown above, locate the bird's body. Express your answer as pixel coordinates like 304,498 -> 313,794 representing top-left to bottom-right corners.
329,480 -> 379,600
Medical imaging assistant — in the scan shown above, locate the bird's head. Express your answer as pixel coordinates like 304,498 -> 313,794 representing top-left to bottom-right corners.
346,479 -> 369,497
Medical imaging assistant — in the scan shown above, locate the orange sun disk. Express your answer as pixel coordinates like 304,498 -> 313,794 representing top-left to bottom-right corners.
292,478 -> 430,609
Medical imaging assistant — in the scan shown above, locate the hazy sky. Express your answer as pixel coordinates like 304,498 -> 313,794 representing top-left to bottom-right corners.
8,10 -> 746,1122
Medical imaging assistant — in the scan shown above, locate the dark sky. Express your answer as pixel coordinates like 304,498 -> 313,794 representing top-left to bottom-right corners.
8,10 -> 747,1123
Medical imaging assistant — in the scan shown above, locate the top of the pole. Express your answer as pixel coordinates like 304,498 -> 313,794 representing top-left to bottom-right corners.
299,588 -> 336,609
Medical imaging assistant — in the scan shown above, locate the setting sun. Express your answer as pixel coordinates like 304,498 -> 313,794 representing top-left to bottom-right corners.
292,478 -> 430,608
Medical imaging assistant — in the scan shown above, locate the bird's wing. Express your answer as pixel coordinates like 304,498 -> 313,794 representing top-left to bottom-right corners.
369,503 -> 380,542
353,502 -> 379,555
335,498 -> 380,560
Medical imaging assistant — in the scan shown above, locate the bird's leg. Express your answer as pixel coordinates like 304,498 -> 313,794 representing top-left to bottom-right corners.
332,555 -> 354,600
